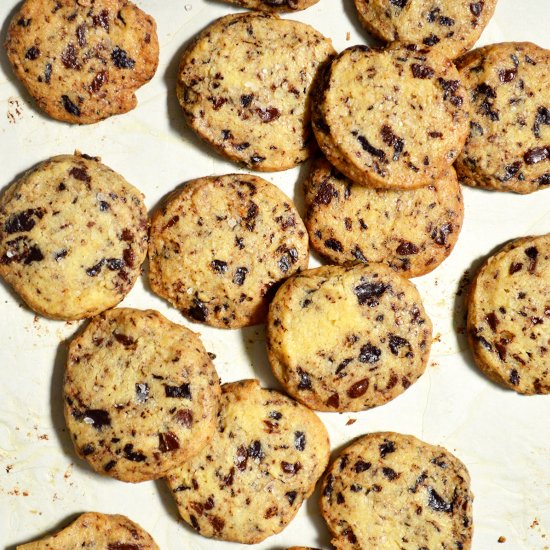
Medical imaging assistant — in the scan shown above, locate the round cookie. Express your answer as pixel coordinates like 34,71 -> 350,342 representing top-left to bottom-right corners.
267,264 -> 432,412
5,0 -> 159,124
17,512 -> 159,549
304,157 -> 464,277
321,432 -> 473,550
467,234 -> 550,394
148,174 -> 309,328
221,0 -> 319,12
177,12 -> 335,171
456,42 -> 550,194
166,379 -> 330,544
353,0 -> 498,60
313,44 -> 470,189
64,308 -> 221,482
0,153 -> 148,320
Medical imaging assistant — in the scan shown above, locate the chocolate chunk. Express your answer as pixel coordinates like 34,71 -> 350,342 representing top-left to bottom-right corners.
113,333 -> 135,347
533,106 -> 550,138
294,431 -> 306,451
324,474 -> 334,496
499,68 -> 517,83
354,133 -> 387,160
188,297 -> 209,322
86,260 -> 104,277
388,335 -> 411,356
240,94 -> 254,107
347,378 -> 369,398
396,241 -> 419,255
80,409 -> 111,430
248,440 -> 264,460
111,47 -> 135,69
380,124 -> 405,161
539,174 -> 550,186
54,249 -> 68,261
485,312 -> 499,332
257,107 -> 280,123
423,34 -> 440,46
354,460 -> 371,473
235,142 -> 250,151
390,0 -> 408,7
81,443 -> 95,456
326,393 -> 340,408
427,487 -> 453,512
509,369 -> 520,385
25,46 -> 40,60
17,17 -> 32,27
281,461 -> 302,474
359,343 -> 381,364
76,24 -> 87,47
500,161 -> 522,182
285,491 -> 297,505
135,382 -> 149,403
233,267 -> 248,286
90,70 -> 107,93
269,411 -> 282,420
4,208 -> 44,234
61,43 -> 81,70
69,166 -> 91,182
235,445 -> 248,471
382,466 -> 399,480
61,95 -> 81,117
525,246 -> 538,273
209,516 -> 225,533
343,527 -> 357,544
122,247 -> 135,268
352,246 -> 368,262
325,238 -> 344,252
175,409 -> 193,428
314,181 -> 338,205
159,431 -> 180,452
93,9 -> 110,31
524,146 -> 550,165
108,544 -> 141,550
431,223 -> 453,245
438,15 -> 455,26
104,460 -> 116,471
123,443 -> 146,462
379,440 -> 396,458
211,260 -> 228,273
106,258 -> 124,271
354,281 -> 390,307
244,201 -> 258,231
297,367 -> 312,390
250,154 -> 266,164
470,2 -> 484,16
411,64 -> 435,79
165,383 -> 191,399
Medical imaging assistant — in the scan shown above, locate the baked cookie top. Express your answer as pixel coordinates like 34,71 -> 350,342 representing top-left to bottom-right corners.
166,379 -> 330,544
353,0 -> 498,60
17,512 -> 159,549
321,432 -> 473,550
148,174 -> 309,328
304,157 -> 463,277
267,264 -> 432,412
467,234 -> 550,394
313,44 -> 469,189
5,0 -> 159,124
177,12 -> 335,171
0,153 -> 148,320
64,308 -> 221,482
456,42 -> 550,194
221,0 -> 320,12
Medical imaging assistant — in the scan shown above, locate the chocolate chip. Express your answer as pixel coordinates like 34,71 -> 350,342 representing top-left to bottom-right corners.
354,133 -> 386,160
81,443 -> 95,456
79,409 -> 111,429
111,46 -> 135,69
326,393 -> 340,408
354,281 -> 390,307
347,378 -> 369,398
104,460 -> 116,471
323,474 -> 334,496
427,487 -> 453,512
539,174 -> 550,186
411,64 -> 435,79
135,382 -> 149,403
525,246 -> 538,273
211,260 -> 228,273
159,431 -> 180,452
164,383 -> 191,399
90,70 -> 107,93
108,544 -> 141,550
533,106 -> 550,138
86,260 -> 104,277
93,9 -> 110,31
123,444 -> 146,462
248,440 -> 264,460
423,34 -> 440,46
209,516 -> 225,533
281,461 -> 302,474
250,154 -> 266,164
240,94 -> 254,107
175,409 -> 193,428
354,460 -> 371,473
294,431 -> 306,451
188,297 -> 209,322
235,445 -> 248,471
61,95 -> 81,117
390,0 -> 408,6
4,208 -> 44,234
257,107 -> 280,123
524,146 -> 550,165
380,124 -> 405,161
485,312 -> 499,332
61,43 -> 81,70
396,241 -> 419,255
379,440 -> 396,458
25,46 -> 40,60
297,368 -> 312,390
76,24 -> 87,47
233,267 -> 248,286
388,335 -> 411,356
325,238 -> 343,252
113,333 -> 135,347
359,343 -> 381,364
69,166 -> 91,182
470,2 -> 484,16
314,181 -> 337,205
509,369 -> 520,385
382,467 -> 399,480
285,491 -> 297,505
431,223 -> 453,245
438,15 -> 455,26
499,68 -> 517,83
54,249 -> 68,261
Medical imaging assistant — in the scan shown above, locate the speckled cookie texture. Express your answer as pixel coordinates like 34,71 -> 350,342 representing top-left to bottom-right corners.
5,0 -> 159,124
64,308 -> 221,482
456,42 -> 550,194
221,0 -> 320,11
148,174 -> 309,328
0,153 -> 148,320
304,157 -> 464,277
177,12 -> 335,171
267,264 -> 432,412
467,234 -> 550,394
321,432 -> 473,550
166,379 -> 330,544
17,512 -> 159,549
353,0 -> 498,60
313,44 -> 470,189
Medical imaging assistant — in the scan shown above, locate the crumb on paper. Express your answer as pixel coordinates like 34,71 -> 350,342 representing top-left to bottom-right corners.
433,333 -> 442,343
346,418 -> 356,426
430,361 -> 439,368
456,269 -> 471,297
6,465 -> 13,473
64,463 -> 73,480
498,536 -> 506,543
346,31 -> 351,41
7,97 -> 23,124
185,4 -> 192,11
38,433 -> 48,441
208,352 -> 216,360
532,519 -> 540,528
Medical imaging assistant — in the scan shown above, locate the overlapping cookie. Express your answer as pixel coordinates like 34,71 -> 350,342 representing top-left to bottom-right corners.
221,0 -> 319,12
0,153 -> 148,320
5,0 -> 159,123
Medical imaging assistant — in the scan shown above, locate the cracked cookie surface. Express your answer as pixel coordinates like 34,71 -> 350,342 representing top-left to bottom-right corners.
304,157 -> 463,277
5,0 -> 159,124
166,379 -> 330,544
456,42 -> 550,194
267,264 -> 432,412
177,12 -> 334,171
64,308 -> 221,482
148,174 -> 309,328
313,44 -> 469,189
467,234 -> 550,394
0,153 -> 147,320
321,432 -> 473,550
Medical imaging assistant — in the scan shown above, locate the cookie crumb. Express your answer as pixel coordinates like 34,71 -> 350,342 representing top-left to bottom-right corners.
498,536 -> 506,543
346,418 -> 356,425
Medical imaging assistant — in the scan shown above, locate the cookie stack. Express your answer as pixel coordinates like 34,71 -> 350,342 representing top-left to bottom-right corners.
1,0 -> 549,548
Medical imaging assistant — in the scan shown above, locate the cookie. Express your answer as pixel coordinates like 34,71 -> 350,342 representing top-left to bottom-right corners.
166,379 -> 330,544
5,0 -> 159,124
353,0 -> 498,60
221,0 -> 319,12
64,308 -> 221,482
0,153 -> 148,320
467,234 -> 550,394
267,264 -> 432,412
176,12 -> 335,171
287,547 -> 322,550
304,157 -> 464,277
456,42 -> 550,194
17,512 -> 159,549
148,174 -> 309,328
320,432 -> 473,550
313,44 -> 470,189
